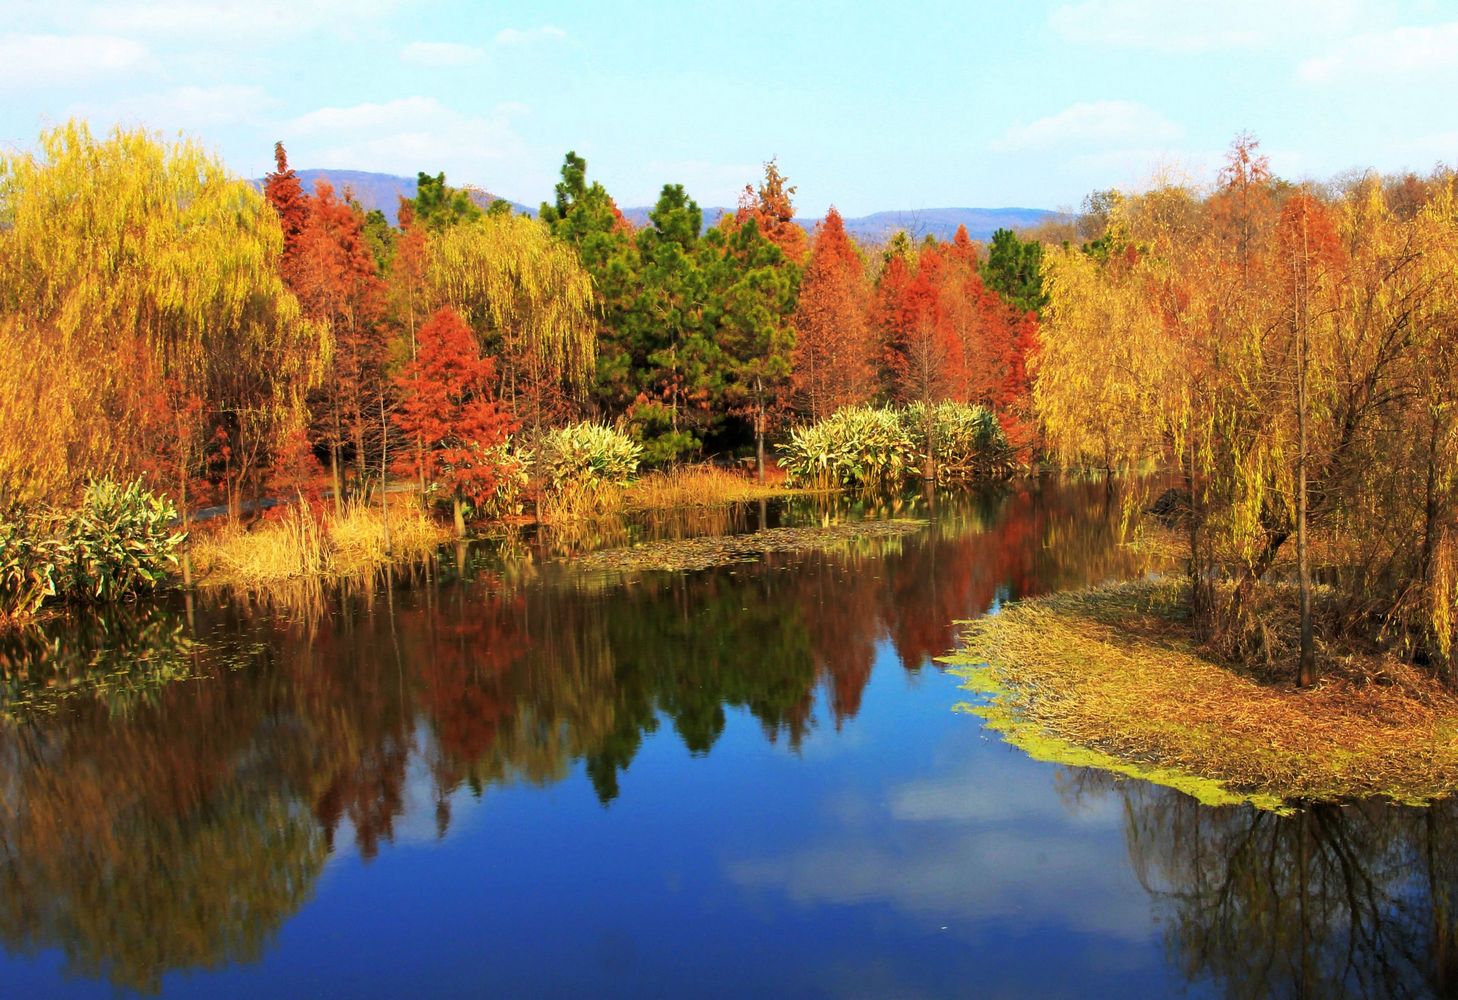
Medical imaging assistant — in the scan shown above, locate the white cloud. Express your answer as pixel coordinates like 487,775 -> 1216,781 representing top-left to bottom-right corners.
493,25 -> 568,47
1298,21 -> 1458,83
728,750 -> 1161,943
0,33 -> 151,87
400,41 -> 483,67
1050,0 -> 1367,53
82,0 -> 412,38
992,101 -> 1183,153
68,84 -> 274,132
283,96 -> 538,195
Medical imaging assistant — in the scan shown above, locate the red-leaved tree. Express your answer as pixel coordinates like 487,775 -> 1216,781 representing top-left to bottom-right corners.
392,306 -> 517,535
791,207 -> 876,419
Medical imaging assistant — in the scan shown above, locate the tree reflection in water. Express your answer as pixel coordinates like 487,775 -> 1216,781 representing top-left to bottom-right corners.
1062,769 -> 1458,999
0,479 -> 1210,992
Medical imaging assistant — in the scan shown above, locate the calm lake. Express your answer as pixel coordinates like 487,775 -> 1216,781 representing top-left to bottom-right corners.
1,479 -> 1453,999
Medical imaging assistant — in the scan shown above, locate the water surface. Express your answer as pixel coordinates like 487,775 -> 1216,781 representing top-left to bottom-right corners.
1,480 -> 1453,998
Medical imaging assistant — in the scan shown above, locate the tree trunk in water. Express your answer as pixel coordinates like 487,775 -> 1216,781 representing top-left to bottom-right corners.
380,395 -> 391,558
922,412 -> 935,482
452,494 -> 466,537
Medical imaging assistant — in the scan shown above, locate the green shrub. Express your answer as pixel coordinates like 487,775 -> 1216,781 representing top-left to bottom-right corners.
0,480 -> 184,620
903,401 -> 1016,484
779,403 -> 1014,490
778,406 -> 916,490
539,423 -> 643,492
61,479 -> 185,602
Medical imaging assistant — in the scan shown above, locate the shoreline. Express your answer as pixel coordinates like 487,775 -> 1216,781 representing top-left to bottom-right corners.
942,579 -> 1458,810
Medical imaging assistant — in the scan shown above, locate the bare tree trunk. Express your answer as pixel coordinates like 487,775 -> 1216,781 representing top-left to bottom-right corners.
1296,223 -> 1315,688
922,407 -> 935,482
380,394 -> 391,558
178,474 -> 193,587
330,440 -> 343,517
755,380 -> 766,485
452,494 -> 466,538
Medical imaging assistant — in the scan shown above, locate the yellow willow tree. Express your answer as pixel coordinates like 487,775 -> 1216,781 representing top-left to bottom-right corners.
1034,238 -> 1175,475
0,120 -> 327,512
426,214 -> 595,436
1038,158 -> 1458,682
1326,178 -> 1458,676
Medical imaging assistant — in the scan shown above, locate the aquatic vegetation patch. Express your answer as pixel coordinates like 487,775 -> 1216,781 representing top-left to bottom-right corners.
943,579 -> 1458,808
0,602 -> 263,720
560,518 -> 927,574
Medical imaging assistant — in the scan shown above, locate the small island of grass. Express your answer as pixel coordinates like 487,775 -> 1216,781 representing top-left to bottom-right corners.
945,580 -> 1458,811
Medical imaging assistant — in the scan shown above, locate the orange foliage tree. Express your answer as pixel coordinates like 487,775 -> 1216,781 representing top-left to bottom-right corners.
391,306 -> 517,535
791,207 -> 876,420
265,145 -> 388,510
735,158 -> 810,263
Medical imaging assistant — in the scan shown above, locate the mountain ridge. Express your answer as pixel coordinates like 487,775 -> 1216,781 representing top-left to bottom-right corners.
270,168 -> 1056,242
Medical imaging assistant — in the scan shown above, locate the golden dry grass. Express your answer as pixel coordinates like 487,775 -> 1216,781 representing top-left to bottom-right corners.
947,579 -> 1458,806
536,464 -> 807,523
190,498 -> 449,593
622,464 -> 800,510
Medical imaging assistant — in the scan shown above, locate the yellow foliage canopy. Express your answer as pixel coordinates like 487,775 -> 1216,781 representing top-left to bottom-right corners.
0,121 -> 326,504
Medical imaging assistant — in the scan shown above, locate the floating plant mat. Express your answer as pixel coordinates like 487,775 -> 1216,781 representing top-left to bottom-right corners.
559,518 -> 928,573
942,579 -> 1458,810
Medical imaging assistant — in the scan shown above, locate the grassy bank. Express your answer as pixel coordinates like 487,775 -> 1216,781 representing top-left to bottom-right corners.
190,499 -> 450,592
944,580 -> 1458,810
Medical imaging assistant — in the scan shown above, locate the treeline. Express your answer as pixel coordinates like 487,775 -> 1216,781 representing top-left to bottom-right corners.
0,121 -> 1041,526
1037,135 -> 1458,683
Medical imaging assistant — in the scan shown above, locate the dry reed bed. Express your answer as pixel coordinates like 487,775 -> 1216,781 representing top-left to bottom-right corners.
190,500 -> 449,592
622,465 -> 800,509
947,579 -> 1458,808
539,465 -> 803,522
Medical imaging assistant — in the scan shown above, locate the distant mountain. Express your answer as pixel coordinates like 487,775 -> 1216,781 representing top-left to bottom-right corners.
266,169 -> 1054,240
825,207 -> 1056,243
256,169 -> 529,224
620,205 -> 1054,242
618,205 -> 732,232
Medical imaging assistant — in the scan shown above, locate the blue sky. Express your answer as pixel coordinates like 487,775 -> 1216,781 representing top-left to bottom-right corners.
2,0 -> 1455,215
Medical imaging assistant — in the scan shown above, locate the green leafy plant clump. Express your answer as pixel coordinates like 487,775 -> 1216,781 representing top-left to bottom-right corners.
778,406 -> 916,490
62,479 -> 186,602
778,402 -> 1014,490
903,401 -> 1017,484
538,422 -> 644,517
0,479 -> 184,621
